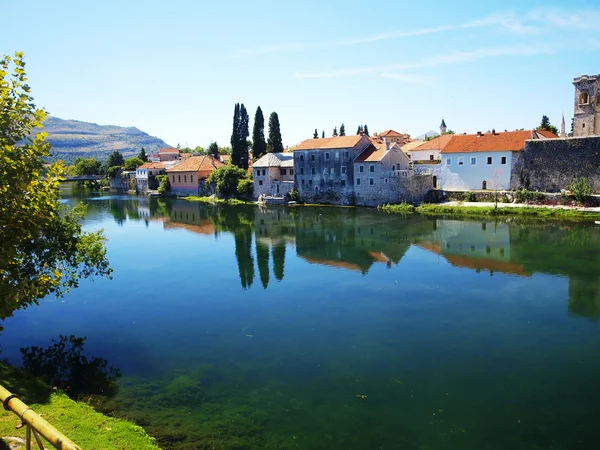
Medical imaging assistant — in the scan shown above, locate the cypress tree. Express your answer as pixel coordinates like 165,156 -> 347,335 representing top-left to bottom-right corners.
267,112 -> 283,153
313,129 -> 319,139
364,124 -> 369,136
138,147 -> 148,162
356,125 -> 363,135
230,103 -> 240,166
231,103 -> 250,169
252,106 -> 267,160
272,242 -> 286,281
322,130 -> 325,138
333,126 -> 338,136
339,123 -> 346,136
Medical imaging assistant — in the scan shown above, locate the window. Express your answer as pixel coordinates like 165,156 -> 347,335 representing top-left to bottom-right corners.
190,175 -> 194,183
171,175 -> 175,183
325,152 -> 330,160
323,169 -> 328,176
501,156 -> 507,165
311,167 -> 315,175
458,157 -> 464,165
429,155 -> 434,161
470,157 -> 476,165
446,158 -> 451,166
341,179 -> 346,186
184,175 -> 187,183
345,151 -> 349,158
258,180 -> 263,185
369,178 -> 374,186
487,156 -> 492,165
262,169 -> 266,176
281,169 -> 287,175
256,169 -> 260,176
356,178 -> 361,185
300,168 -> 304,175
580,92 -> 589,105
301,179 -> 305,185
341,166 -> 346,174
392,165 -> 395,171
315,186 -> 319,194
330,168 -> 335,176
311,154 -> 315,161
369,165 -> 375,173
335,151 -> 339,159
300,154 -> 304,162
290,169 -> 294,175
178,175 -> 181,183
309,180 -> 313,186
359,165 -> 364,173
385,178 -> 388,183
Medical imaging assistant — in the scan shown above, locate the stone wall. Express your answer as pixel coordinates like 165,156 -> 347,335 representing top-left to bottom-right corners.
510,136 -> 600,193
355,173 -> 433,206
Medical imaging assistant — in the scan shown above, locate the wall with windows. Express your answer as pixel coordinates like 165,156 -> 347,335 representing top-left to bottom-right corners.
254,166 -> 294,197
410,149 -> 441,162
167,171 -> 204,195
438,151 -> 512,190
573,75 -> 600,137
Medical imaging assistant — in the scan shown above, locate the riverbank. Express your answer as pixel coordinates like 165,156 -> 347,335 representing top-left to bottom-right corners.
380,201 -> 600,221
184,196 -> 251,205
0,363 -> 159,450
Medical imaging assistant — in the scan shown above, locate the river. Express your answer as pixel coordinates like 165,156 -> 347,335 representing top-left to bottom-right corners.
1,188 -> 600,449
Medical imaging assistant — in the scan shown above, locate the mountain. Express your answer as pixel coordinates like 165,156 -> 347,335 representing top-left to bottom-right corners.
415,130 -> 439,141
41,116 -> 171,163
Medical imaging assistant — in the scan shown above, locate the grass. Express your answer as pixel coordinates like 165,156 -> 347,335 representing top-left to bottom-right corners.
184,196 -> 252,205
414,203 -> 600,220
379,202 -> 416,213
0,363 -> 159,450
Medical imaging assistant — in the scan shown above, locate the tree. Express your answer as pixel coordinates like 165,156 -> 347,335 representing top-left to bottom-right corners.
443,130 -> 456,135
207,164 -> 249,198
313,129 -> 319,139
208,142 -> 219,158
322,130 -> 325,138
357,125 -> 363,134
123,157 -> 144,171
339,123 -> 346,136
105,150 -> 124,169
231,103 -> 250,169
333,126 -> 338,136
363,124 -> 369,136
138,147 -> 148,162
0,52 -> 111,315
251,106 -> 267,161
537,115 -> 559,135
72,157 -> 102,176
267,112 -> 283,153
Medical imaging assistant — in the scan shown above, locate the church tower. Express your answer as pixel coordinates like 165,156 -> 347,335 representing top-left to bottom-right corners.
560,113 -> 566,137
440,118 -> 447,135
573,74 -> 600,137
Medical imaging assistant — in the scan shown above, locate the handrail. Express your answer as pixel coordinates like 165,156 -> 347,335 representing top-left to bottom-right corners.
0,384 -> 81,450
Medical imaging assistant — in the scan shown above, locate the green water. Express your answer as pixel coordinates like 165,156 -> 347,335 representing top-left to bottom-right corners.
2,190 -> 600,449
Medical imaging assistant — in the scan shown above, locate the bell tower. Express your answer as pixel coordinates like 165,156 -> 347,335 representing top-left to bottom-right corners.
573,74 -> 600,137
440,118 -> 447,135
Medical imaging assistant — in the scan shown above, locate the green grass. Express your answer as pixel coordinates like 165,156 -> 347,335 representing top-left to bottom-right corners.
414,203 -> 600,220
0,363 -> 158,450
184,196 -> 252,205
378,202 -> 416,213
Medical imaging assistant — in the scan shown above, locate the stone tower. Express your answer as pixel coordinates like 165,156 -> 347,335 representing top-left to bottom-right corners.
573,74 -> 600,137
440,118 -> 447,135
560,113 -> 566,138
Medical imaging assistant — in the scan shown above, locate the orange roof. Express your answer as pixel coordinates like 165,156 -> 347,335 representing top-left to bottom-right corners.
138,161 -> 165,169
355,144 -> 387,162
368,251 -> 390,263
180,153 -> 192,159
160,147 -> 180,153
412,134 -> 454,151
220,154 -> 231,161
379,129 -> 403,137
163,221 -> 215,235
166,155 -> 224,173
293,135 -> 365,150
442,130 -> 557,154
302,256 -> 363,272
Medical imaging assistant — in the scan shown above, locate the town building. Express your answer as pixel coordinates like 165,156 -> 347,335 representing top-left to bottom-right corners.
159,147 -> 181,162
135,161 -> 165,192
372,129 -> 409,145
252,152 -> 294,198
166,155 -> 224,195
408,134 -> 454,162
573,74 -> 600,137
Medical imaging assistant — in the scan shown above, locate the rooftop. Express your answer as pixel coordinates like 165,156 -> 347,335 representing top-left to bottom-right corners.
293,135 -> 366,150
138,162 -> 165,169
354,142 -> 402,162
159,147 -> 180,154
253,152 -> 294,168
441,130 -> 557,154
411,134 -> 454,151
166,155 -> 224,172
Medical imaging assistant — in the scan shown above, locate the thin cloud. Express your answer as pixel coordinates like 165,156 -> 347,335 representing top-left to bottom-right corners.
527,8 -> 600,30
294,45 -> 555,79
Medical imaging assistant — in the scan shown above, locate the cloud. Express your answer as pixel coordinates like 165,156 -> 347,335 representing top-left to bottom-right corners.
527,8 -> 600,30
293,45 -> 555,79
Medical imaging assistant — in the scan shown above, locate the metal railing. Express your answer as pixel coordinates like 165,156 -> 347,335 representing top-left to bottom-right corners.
0,385 -> 81,450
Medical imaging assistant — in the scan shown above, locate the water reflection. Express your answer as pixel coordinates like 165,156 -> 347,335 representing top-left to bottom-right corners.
85,194 -> 600,321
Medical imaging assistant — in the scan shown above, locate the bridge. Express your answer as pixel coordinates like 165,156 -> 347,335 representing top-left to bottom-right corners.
59,175 -> 103,182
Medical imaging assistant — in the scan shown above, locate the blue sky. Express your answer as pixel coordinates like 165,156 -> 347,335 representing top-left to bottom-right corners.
2,0 -> 599,148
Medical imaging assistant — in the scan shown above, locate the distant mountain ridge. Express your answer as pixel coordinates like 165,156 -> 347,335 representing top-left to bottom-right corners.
41,116 -> 171,163
415,130 -> 440,141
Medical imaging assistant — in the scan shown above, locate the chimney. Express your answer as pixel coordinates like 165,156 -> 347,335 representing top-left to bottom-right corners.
477,131 -> 482,137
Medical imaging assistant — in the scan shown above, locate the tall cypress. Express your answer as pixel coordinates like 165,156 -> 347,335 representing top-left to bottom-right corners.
333,126 -> 338,136
256,240 -> 270,289
339,123 -> 346,136
230,103 -> 241,166
356,125 -> 363,135
313,129 -> 318,139
272,242 -> 286,281
363,124 -> 369,136
322,130 -> 325,138
267,112 -> 283,153
231,103 -> 250,169
252,106 -> 267,160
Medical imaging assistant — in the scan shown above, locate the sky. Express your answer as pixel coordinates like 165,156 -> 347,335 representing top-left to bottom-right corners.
2,0 -> 599,148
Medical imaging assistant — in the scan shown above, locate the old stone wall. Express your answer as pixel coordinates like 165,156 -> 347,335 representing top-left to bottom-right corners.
510,137 -> 600,193
355,173 -> 432,206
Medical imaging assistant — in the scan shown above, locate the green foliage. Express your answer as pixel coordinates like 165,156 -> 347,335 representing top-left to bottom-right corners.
514,189 -> 544,203
569,177 -> 593,204
231,103 -> 250,169
443,130 -> 456,135
124,156 -> 144,171
72,156 -> 102,175
207,164 -> 249,198
237,178 -> 254,198
105,149 -> 124,169
363,124 -> 369,136
156,174 -> 170,194
288,187 -> 301,202
313,128 -> 319,139
357,125 -> 363,134
252,106 -> 267,159
194,145 -> 205,154
322,130 -> 325,138
208,141 -> 219,158
267,111 -> 283,153
462,191 -> 477,202
333,126 -> 338,136
537,115 -> 559,135
107,165 -> 121,178
0,52 -> 111,314
138,147 -> 148,162
339,123 -> 346,136
379,202 -> 415,213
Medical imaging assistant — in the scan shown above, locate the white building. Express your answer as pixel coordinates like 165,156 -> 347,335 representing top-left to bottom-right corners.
408,134 -> 454,162
252,152 -> 295,198
136,162 -> 165,192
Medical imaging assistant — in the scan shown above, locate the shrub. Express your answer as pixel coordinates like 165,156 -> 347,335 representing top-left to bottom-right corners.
288,188 -> 301,202
514,189 -> 544,204
207,165 -> 249,198
569,177 -> 592,204
156,174 -> 170,194
237,178 -> 254,198
462,191 -> 477,202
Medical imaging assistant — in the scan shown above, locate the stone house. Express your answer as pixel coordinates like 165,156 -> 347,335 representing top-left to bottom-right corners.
166,155 -> 224,196
252,152 -> 294,198
159,147 -> 180,162
135,161 -> 165,192
573,74 -> 600,137
293,135 -> 372,204
373,129 -> 407,145
430,130 -> 557,191
354,141 -> 432,206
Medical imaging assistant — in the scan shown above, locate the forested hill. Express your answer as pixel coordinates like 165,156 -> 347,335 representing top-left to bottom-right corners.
41,116 -> 171,163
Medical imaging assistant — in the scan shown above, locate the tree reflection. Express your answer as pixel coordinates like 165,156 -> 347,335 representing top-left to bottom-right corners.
256,240 -> 270,289
272,242 -> 286,281
235,229 -> 255,289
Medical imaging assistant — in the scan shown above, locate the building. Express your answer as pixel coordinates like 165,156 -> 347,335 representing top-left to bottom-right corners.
434,130 -> 557,191
373,129 -> 408,145
135,161 -> 165,192
573,74 -> 600,137
408,134 -> 454,162
252,152 -> 294,198
159,147 -> 181,162
166,155 -> 224,195
293,135 -> 372,204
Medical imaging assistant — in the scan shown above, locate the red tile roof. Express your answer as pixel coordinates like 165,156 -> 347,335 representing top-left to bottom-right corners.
160,147 -> 180,154
412,134 -> 454,151
379,129 -> 403,137
166,155 -> 224,173
354,144 -> 387,162
139,162 -> 165,169
441,130 -> 558,154
293,135 -> 365,150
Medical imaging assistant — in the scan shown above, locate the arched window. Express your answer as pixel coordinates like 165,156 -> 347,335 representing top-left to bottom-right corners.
579,92 -> 589,105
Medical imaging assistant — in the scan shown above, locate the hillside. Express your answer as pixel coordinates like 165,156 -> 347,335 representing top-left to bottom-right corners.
41,116 -> 171,163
